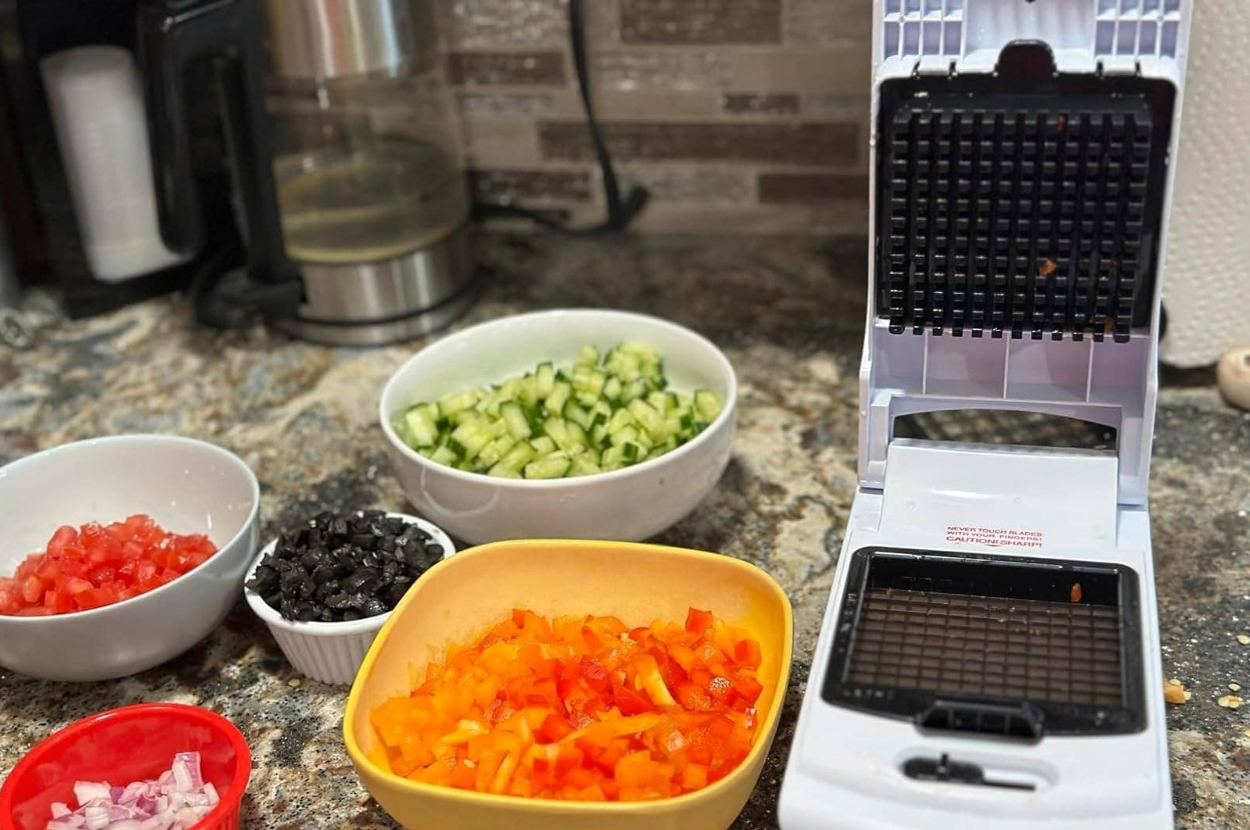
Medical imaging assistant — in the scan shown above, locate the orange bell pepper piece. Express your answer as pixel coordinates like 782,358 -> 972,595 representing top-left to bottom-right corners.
370,607 -> 765,802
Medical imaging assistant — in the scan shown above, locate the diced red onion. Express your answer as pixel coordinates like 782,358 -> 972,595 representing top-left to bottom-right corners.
47,753 -> 220,830
72,784 -> 110,806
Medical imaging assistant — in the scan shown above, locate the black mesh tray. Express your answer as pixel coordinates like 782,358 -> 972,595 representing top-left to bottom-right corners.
876,45 -> 1175,342
821,548 -> 1146,737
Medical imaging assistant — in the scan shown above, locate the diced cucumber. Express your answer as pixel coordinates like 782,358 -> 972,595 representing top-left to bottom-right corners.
570,455 -> 602,477
449,408 -> 483,427
430,445 -> 457,466
402,408 -> 439,447
601,445 -> 628,470
438,388 -> 480,416
645,443 -> 675,461
535,362 -> 555,399
529,436 -> 557,456
487,463 -> 522,478
605,408 -> 636,434
575,345 -> 599,366
619,342 -> 661,363
588,400 -> 612,421
525,452 -> 571,479
603,376 -> 623,403
451,420 -> 504,460
621,377 -> 649,404
566,421 -> 588,450
477,434 -> 516,468
562,401 -> 590,429
610,424 -> 641,447
544,417 -> 572,452
546,381 -> 571,414
494,442 -> 536,473
517,375 -> 540,407
695,389 -> 723,422
571,368 -> 606,400
628,399 -> 667,442
605,349 -> 641,382
500,403 -> 532,440
397,343 -> 715,479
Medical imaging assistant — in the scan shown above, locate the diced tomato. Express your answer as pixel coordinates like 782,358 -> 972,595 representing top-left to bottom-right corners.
0,515 -> 217,617
63,576 -> 93,596
45,526 -> 76,556
20,575 -> 43,604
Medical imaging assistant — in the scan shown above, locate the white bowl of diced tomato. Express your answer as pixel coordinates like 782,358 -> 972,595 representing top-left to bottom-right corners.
0,434 -> 260,681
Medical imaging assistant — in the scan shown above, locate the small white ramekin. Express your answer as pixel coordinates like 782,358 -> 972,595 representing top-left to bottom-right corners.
243,512 -> 454,685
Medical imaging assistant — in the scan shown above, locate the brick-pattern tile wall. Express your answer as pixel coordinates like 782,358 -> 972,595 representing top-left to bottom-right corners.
444,0 -> 871,234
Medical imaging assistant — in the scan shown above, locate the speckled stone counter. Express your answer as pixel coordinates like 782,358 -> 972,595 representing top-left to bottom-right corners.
2,234 -> 1248,829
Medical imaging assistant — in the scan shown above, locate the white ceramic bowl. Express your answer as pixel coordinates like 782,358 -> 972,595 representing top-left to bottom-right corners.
243,512 -> 454,685
0,434 -> 260,682
379,309 -> 737,545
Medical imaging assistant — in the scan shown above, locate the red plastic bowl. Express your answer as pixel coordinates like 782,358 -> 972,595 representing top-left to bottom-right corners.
0,703 -> 251,830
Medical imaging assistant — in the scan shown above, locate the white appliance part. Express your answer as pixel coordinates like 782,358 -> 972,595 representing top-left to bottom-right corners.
779,0 -> 1192,827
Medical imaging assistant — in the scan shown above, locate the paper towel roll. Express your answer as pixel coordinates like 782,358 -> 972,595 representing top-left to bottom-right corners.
40,46 -> 186,282
1159,0 -> 1250,367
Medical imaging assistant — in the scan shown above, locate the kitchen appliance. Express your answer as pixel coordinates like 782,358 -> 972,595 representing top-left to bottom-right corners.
0,0 -> 285,319
0,0 -> 473,343
779,2 -> 1191,829
261,0 -> 476,345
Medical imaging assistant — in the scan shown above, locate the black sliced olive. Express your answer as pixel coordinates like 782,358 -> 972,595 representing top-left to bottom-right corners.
255,510 -> 447,623
342,568 -> 380,595
246,565 -> 278,595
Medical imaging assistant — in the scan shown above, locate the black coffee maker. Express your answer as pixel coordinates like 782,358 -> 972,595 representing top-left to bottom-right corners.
0,0 -> 297,322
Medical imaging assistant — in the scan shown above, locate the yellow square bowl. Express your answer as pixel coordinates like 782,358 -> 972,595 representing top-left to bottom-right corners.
343,539 -> 793,830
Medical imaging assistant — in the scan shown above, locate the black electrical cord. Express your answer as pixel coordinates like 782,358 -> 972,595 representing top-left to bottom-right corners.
473,0 -> 649,234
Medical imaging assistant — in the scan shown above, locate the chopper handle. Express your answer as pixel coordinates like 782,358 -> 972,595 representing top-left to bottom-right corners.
134,0 -> 297,315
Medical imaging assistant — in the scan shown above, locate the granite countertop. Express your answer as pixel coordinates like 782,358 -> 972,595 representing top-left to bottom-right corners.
1,233 -> 1248,828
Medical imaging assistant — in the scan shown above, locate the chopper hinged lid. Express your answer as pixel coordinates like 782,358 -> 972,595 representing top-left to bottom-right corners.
861,0 -> 1194,507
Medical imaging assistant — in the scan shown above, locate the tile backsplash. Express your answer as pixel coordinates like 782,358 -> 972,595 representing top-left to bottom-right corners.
446,0 -> 871,234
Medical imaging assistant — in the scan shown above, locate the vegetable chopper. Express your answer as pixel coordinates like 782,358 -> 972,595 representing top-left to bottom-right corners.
779,2 -> 1192,828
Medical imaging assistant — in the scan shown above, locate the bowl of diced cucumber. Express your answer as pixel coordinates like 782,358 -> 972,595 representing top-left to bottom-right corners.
379,309 -> 736,544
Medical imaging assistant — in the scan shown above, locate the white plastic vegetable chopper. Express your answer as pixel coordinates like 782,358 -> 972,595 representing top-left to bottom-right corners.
779,2 -> 1192,828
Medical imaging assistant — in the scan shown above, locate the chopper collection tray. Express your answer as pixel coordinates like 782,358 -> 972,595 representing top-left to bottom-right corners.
821,549 -> 1146,737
